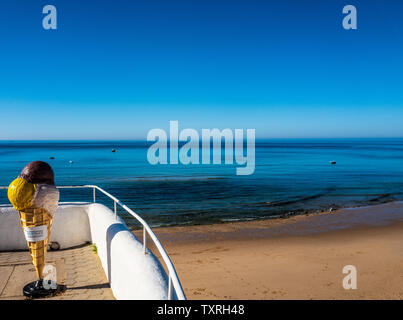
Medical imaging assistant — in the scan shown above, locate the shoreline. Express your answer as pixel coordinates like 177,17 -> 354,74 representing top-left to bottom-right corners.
137,201 -> 403,299
130,198 -> 402,230
148,201 -> 403,243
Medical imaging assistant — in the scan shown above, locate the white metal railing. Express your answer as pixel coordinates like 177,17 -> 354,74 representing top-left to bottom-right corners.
0,185 -> 186,300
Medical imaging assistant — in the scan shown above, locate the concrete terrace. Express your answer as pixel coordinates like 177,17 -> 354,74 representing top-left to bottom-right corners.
0,201 -> 181,300
0,244 -> 115,300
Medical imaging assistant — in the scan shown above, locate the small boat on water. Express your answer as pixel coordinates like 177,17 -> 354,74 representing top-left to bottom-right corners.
330,161 -> 336,165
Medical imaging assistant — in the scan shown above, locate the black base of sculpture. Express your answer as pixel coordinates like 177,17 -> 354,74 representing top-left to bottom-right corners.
23,279 -> 66,299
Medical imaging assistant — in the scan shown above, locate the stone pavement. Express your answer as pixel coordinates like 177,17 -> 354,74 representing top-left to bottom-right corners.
0,244 -> 115,300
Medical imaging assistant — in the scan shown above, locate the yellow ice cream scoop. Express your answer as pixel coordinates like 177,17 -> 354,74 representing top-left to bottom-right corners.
7,177 -> 36,211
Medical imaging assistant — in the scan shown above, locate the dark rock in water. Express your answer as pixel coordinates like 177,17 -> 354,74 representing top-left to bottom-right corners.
111,149 -> 117,152
330,161 -> 336,165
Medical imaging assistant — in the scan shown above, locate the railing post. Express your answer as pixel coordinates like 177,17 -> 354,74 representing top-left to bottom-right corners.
114,201 -> 117,220
93,187 -> 96,203
168,274 -> 173,300
143,227 -> 147,254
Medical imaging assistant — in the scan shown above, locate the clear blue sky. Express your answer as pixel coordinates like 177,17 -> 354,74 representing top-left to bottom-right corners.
0,0 -> 402,139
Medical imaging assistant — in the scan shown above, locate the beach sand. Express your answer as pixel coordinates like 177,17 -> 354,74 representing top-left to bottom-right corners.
136,202 -> 403,300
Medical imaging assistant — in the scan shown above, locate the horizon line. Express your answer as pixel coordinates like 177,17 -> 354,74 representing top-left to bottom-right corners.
1,137 -> 403,142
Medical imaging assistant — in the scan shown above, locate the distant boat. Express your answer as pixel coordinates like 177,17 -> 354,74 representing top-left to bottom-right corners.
49,157 -> 55,160
69,160 -> 74,164
330,161 -> 336,165
111,149 -> 117,153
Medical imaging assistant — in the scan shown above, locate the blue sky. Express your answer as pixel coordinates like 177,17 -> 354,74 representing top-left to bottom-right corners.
0,0 -> 402,139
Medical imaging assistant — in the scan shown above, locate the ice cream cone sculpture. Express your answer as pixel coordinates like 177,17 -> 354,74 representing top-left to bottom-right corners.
18,208 -> 53,278
8,161 -> 59,280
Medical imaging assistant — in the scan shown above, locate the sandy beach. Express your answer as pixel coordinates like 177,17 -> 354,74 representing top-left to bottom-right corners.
137,202 -> 403,300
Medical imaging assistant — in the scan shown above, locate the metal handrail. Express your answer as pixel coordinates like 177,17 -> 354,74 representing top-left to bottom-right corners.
0,185 -> 186,300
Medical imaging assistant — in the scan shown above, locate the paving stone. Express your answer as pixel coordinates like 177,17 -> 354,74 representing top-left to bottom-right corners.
0,245 -> 115,300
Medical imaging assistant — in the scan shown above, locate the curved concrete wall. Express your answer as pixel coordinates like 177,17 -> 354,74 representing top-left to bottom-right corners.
0,203 -> 170,300
87,204 -> 169,300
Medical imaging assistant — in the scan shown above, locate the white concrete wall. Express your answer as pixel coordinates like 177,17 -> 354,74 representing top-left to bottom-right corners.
87,204 -> 169,300
0,203 -> 171,300
0,204 -> 91,251
0,206 -> 27,250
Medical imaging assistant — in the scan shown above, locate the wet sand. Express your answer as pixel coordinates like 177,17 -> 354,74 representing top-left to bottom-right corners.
139,202 -> 403,299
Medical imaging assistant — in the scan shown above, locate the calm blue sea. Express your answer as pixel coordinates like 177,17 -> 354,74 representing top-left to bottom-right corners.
1,139 -> 403,227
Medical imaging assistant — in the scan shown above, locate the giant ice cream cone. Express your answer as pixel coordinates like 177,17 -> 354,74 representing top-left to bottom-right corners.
8,161 -> 62,298
18,207 -> 53,279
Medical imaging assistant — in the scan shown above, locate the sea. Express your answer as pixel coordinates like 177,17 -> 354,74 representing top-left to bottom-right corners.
1,139 -> 403,228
